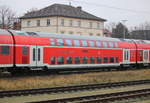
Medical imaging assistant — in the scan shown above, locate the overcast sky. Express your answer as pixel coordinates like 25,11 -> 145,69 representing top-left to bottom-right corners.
0,0 -> 150,28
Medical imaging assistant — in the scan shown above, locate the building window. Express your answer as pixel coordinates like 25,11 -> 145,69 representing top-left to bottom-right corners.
69,20 -> 73,26
77,32 -> 82,35
77,21 -> 81,27
60,31 -> 65,34
97,23 -> 100,29
61,19 -> 64,26
27,21 -> 31,27
47,19 -> 51,26
69,31 -> 73,34
97,34 -> 100,36
37,20 -> 40,26
89,22 -> 92,28
89,33 -> 93,36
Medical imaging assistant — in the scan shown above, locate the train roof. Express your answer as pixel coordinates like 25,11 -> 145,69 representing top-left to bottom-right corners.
0,29 -> 149,44
9,30 -> 122,42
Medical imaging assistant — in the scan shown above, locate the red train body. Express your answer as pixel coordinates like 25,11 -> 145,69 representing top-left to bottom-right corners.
0,29 -> 150,72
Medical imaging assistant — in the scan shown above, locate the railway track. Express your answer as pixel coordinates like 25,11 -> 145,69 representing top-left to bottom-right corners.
0,79 -> 150,98
28,88 -> 150,103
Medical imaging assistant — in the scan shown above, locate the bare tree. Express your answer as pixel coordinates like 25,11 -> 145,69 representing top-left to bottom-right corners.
0,5 -> 16,29
105,22 -> 117,32
24,8 -> 38,15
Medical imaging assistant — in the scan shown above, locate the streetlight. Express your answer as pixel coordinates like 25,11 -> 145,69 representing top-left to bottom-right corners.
121,20 -> 128,39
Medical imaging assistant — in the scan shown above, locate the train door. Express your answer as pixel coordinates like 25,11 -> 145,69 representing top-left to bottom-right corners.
123,49 -> 130,64
30,46 -> 43,67
143,50 -> 149,63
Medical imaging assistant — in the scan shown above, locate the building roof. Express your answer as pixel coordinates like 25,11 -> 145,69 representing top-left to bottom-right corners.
20,4 -> 106,21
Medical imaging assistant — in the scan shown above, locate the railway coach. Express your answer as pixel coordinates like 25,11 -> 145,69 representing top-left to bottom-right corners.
0,29 -> 150,73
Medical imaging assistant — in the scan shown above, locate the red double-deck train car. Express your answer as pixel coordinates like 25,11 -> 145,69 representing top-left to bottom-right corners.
0,29 -> 150,72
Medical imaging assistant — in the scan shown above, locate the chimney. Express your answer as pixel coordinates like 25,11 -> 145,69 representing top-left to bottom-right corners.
77,6 -> 82,10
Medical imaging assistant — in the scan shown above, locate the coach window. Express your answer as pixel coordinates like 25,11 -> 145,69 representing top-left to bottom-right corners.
1,46 -> 10,55
110,57 -> 114,63
89,41 -> 95,47
22,46 -> 28,55
82,57 -> 88,64
74,57 -> 80,64
116,57 -> 119,63
115,42 -> 118,48
97,57 -> 102,64
38,48 -> 41,61
103,41 -> 108,48
57,39 -> 64,46
82,40 -> 88,47
96,41 -> 101,48
66,57 -> 72,64
50,57 -> 56,65
109,42 -> 114,48
90,57 -> 95,64
50,38 -> 55,46
33,48 -> 36,61
66,39 -> 72,46
104,57 -> 108,63
74,40 -> 80,47
58,57 -> 64,64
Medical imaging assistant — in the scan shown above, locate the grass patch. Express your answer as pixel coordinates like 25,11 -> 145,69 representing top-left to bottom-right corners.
0,69 -> 150,91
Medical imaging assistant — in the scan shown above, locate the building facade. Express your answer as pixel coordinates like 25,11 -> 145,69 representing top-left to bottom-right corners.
20,4 -> 106,36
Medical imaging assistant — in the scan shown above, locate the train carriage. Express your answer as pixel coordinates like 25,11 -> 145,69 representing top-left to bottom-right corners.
0,29 -> 14,69
0,29 -> 150,72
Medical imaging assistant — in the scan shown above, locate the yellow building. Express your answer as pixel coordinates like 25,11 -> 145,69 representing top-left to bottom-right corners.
20,4 -> 106,36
